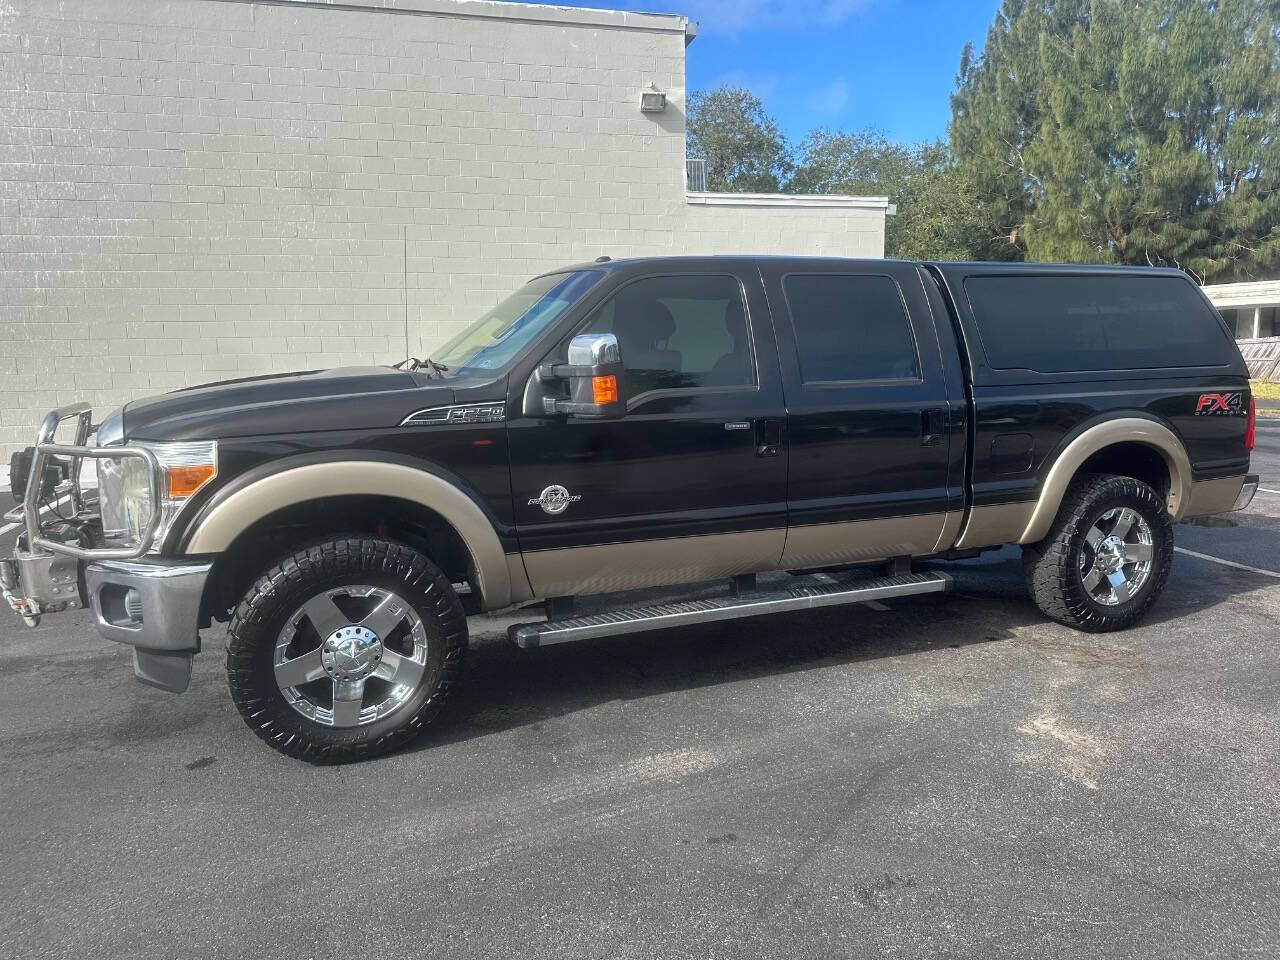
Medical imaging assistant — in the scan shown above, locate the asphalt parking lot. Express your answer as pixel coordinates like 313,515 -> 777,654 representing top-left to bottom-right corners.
1,422 -> 1277,960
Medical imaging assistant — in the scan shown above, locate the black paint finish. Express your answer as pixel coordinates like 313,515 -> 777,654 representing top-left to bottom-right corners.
760,260 -> 962,531
506,262 -> 788,553
927,262 -> 1252,513
123,366 -> 454,441
124,256 -> 1251,573
169,431 -> 517,556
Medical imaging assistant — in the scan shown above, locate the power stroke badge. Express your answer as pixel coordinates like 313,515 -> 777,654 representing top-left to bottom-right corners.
529,485 -> 582,515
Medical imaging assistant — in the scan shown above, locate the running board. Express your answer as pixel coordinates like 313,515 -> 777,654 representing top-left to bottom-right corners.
508,571 -> 952,649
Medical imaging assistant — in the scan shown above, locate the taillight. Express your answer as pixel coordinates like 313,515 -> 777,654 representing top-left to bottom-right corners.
1245,396 -> 1256,453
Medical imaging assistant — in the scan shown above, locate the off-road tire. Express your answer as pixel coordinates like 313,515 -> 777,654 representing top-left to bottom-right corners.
226,538 -> 467,763
1022,474 -> 1174,632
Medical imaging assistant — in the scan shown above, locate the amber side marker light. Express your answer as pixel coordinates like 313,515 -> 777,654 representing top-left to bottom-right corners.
592,374 -> 618,405
166,464 -> 217,499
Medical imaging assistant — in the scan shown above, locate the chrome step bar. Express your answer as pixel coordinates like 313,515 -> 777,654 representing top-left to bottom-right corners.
508,571 -> 952,649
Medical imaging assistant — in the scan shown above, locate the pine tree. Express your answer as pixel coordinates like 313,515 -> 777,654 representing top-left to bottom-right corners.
951,0 -> 1280,280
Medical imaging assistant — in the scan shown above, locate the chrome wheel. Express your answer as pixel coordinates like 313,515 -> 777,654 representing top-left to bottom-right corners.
273,585 -> 429,727
1078,507 -> 1154,607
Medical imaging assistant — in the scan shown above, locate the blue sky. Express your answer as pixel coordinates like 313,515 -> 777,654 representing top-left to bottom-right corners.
530,0 -> 1000,144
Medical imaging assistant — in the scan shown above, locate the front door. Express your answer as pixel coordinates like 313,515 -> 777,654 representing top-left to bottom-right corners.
507,265 -> 788,597
759,260 -> 962,568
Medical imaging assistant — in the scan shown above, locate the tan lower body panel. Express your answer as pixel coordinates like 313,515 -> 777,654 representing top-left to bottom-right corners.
1185,475 -> 1245,518
522,528 -> 786,598
955,501 -> 1036,550
780,512 -> 950,570
524,511 -> 964,599
957,475 -> 1245,551
505,553 -> 535,605
936,509 -> 964,555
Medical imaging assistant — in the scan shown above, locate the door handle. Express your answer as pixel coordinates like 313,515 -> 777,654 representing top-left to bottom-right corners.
756,418 -> 782,458
921,409 -> 946,446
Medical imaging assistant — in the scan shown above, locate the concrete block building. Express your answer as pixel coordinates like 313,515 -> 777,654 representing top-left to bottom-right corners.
0,0 -> 890,452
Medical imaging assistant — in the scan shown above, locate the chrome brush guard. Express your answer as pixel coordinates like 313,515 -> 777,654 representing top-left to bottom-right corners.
1,404 -> 162,625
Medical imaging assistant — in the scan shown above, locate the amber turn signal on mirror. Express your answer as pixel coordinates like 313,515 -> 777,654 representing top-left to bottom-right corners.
592,374 -> 618,406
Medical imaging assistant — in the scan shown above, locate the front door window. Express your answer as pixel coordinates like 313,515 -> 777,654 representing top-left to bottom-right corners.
575,273 -> 756,401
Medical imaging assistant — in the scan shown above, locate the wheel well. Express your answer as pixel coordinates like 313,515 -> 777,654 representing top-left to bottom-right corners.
1077,442 -> 1172,499
200,495 -> 476,623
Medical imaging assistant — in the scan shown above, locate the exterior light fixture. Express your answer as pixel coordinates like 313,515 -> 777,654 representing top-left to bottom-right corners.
640,90 -> 667,113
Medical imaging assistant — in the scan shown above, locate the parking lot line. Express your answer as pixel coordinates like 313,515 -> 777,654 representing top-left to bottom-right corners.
1175,547 -> 1280,579
1258,487 -> 1280,496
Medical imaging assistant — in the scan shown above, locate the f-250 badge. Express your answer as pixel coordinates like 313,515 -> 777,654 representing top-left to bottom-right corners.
529,485 -> 582,515
1195,392 -> 1246,415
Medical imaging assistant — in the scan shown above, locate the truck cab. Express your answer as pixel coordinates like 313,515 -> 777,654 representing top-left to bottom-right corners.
3,256 -> 1258,763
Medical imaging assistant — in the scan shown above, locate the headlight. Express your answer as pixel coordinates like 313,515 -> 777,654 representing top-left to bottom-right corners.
97,441 -> 217,553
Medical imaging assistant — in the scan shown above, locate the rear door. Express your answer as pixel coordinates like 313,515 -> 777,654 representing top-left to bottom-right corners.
507,263 -> 789,596
760,260 -> 964,568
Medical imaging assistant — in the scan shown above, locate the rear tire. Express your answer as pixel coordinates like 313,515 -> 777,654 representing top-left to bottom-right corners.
1022,474 -> 1173,632
226,537 -> 467,763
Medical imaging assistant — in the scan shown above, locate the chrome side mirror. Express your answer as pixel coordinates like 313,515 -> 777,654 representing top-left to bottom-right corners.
567,332 -> 621,367
525,333 -> 625,419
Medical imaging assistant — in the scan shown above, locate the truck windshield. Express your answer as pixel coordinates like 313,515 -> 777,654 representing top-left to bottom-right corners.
430,270 -> 602,375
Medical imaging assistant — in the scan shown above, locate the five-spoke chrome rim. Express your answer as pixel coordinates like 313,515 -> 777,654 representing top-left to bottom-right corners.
1078,508 -> 1154,607
274,585 -> 429,727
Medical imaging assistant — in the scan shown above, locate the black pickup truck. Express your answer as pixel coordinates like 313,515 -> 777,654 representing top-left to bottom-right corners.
3,257 -> 1259,762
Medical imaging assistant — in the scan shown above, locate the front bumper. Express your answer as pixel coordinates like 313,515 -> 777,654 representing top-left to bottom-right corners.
85,559 -> 211,693
3,402 -> 206,692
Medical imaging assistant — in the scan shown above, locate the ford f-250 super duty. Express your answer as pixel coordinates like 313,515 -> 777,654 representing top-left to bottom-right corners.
2,257 -> 1259,762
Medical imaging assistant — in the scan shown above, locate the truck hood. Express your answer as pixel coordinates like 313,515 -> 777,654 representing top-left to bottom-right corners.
121,366 -> 487,441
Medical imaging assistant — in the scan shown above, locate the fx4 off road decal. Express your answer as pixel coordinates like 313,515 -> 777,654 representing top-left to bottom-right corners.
1195,392 -> 1247,416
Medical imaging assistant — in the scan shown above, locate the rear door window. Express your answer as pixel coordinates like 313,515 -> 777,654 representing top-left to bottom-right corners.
783,274 -> 920,383
963,274 -> 1235,373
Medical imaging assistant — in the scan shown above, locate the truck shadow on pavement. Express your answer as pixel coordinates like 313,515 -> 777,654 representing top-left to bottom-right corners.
408,546 -> 1277,754
414,596 -> 1009,753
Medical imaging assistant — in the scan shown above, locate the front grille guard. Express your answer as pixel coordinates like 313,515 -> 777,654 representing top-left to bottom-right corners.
18,403 -> 162,561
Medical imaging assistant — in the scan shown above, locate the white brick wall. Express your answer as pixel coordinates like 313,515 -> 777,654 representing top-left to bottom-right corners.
0,0 -> 886,453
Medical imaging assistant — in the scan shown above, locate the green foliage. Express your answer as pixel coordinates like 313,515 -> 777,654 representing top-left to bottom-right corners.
687,1 -> 1280,275
792,133 -> 984,260
686,88 -> 793,192
686,94 -> 984,260
951,0 -> 1280,281
790,130 -> 917,195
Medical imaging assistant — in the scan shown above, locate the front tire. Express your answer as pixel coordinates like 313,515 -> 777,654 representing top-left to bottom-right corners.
1022,474 -> 1173,632
226,538 -> 467,763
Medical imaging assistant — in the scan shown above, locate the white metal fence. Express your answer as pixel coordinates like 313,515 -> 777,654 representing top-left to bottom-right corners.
686,157 -> 707,192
